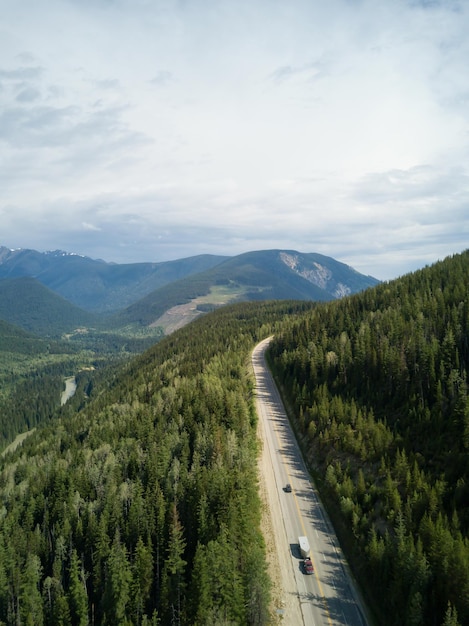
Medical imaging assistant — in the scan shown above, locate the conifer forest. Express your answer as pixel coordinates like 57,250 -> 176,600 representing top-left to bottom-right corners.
269,250 -> 469,626
1,250 -> 469,625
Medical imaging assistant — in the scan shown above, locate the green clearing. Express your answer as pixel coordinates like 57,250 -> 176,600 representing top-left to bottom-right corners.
197,283 -> 248,304
197,282 -> 270,305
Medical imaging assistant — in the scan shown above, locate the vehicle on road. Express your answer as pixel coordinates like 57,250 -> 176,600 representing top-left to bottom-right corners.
299,536 -> 310,558
303,557 -> 314,575
284,483 -> 292,492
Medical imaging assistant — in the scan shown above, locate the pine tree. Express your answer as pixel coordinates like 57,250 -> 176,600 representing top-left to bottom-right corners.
20,554 -> 44,626
442,602 -> 460,626
131,537 -> 153,623
161,504 -> 187,625
68,548 -> 88,626
103,531 -> 132,625
0,535 -> 8,620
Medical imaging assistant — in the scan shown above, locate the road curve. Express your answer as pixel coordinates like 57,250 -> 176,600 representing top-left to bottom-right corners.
253,337 -> 370,626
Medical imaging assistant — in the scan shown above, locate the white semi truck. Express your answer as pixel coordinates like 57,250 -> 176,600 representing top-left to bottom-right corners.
298,536 -> 310,558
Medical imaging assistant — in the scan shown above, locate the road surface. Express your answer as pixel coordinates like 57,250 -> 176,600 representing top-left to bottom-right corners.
253,337 -> 370,626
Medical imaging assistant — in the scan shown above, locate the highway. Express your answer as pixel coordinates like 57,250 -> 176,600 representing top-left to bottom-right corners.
252,337 -> 370,626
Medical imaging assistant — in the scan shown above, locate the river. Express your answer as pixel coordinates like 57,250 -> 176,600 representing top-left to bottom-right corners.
2,377 -> 78,458
61,376 -> 77,405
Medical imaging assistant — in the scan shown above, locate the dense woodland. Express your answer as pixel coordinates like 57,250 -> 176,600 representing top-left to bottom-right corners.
0,301 -> 311,625
269,250 -> 469,626
0,322 -> 163,450
1,250 -> 468,625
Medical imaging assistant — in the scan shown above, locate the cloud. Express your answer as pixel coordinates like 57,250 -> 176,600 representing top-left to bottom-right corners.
0,55 -> 153,206
351,165 -> 469,217
94,78 -> 121,90
268,60 -> 327,85
0,66 -> 43,80
82,222 -> 102,232
0,104 -> 80,146
15,86 -> 41,102
408,0 -> 462,10
0,0 -> 468,280
150,71 -> 173,86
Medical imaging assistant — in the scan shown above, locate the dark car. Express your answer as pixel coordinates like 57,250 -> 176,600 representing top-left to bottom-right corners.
284,483 -> 292,493
303,558 -> 314,575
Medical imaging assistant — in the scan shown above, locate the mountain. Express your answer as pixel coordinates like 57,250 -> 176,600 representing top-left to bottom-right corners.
0,247 -> 228,313
0,246 -> 379,335
0,277 -> 99,336
0,318 -> 47,354
112,249 -> 379,331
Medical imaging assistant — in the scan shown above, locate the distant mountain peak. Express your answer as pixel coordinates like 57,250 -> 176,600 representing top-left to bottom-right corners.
0,246 -> 18,260
45,250 -> 84,258
279,251 -> 351,299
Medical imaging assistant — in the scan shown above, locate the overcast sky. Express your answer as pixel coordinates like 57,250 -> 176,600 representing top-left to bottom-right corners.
1,0 -> 468,280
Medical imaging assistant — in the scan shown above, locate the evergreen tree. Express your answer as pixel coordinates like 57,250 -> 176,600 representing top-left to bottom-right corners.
161,504 -> 187,625
442,602 -> 460,626
68,548 -> 88,626
103,532 -> 132,625
131,537 -> 153,624
20,555 -> 44,626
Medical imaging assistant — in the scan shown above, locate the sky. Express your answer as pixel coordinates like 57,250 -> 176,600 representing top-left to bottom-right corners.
1,0 -> 468,281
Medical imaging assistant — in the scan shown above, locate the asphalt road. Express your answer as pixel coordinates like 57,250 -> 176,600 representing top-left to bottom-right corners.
253,337 -> 370,626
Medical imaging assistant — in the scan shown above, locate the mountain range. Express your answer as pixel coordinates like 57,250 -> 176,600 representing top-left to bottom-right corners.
0,246 -> 227,313
0,245 -> 379,336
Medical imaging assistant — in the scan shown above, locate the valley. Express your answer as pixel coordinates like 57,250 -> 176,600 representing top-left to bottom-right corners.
0,248 -> 468,625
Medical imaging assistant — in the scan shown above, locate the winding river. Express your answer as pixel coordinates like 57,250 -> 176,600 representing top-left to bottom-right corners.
61,376 -> 77,405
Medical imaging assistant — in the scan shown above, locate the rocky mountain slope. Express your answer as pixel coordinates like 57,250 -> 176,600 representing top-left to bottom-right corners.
111,249 -> 379,330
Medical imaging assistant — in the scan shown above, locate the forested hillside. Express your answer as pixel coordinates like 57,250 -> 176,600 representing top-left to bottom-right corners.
2,249 -> 467,625
268,250 -> 469,626
0,318 -> 160,451
0,277 -> 99,337
0,300 -> 312,625
0,319 -> 84,446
